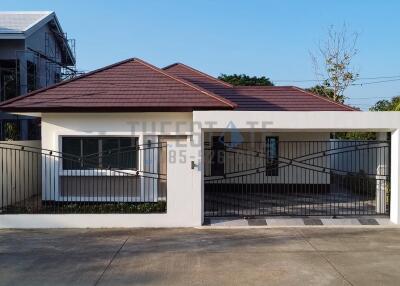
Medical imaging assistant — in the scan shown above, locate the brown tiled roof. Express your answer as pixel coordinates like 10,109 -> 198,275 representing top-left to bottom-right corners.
0,58 -> 356,112
163,63 -> 356,111
0,58 -> 235,112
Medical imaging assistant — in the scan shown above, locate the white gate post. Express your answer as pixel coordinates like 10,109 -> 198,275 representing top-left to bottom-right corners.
390,129 -> 400,224
190,128 -> 203,226
376,132 -> 388,214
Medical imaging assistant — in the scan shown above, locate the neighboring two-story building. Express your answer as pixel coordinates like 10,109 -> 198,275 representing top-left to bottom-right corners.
0,11 -> 76,140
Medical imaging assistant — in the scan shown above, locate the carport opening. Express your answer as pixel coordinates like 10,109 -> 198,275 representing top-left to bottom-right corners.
203,131 -> 390,218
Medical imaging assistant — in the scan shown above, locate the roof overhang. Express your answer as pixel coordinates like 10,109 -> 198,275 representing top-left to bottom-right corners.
6,112 -> 42,118
193,110 -> 400,132
0,33 -> 26,39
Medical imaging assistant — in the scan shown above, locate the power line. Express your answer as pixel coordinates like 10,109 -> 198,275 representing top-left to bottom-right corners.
351,78 -> 400,86
274,79 -> 320,83
273,74 -> 400,83
347,95 -> 399,100
347,103 -> 378,106
356,75 -> 400,80
274,78 -> 400,87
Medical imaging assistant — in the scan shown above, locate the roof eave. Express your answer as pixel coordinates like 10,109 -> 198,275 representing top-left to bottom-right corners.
0,33 -> 25,39
0,106 -> 233,113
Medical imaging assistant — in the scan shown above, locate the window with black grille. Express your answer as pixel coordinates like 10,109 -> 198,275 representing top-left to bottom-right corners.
266,136 -> 279,176
211,136 -> 225,176
62,137 -> 138,170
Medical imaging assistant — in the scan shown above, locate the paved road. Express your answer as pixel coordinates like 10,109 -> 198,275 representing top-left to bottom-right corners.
1,227 -> 400,285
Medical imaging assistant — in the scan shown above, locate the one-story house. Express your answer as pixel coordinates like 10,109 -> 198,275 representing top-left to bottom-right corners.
0,58 -> 399,228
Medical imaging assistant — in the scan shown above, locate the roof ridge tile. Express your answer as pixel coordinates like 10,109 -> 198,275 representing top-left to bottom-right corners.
163,62 -> 234,88
134,59 -> 236,108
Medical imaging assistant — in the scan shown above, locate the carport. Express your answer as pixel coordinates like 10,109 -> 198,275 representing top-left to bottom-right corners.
203,133 -> 389,217
192,111 -> 400,224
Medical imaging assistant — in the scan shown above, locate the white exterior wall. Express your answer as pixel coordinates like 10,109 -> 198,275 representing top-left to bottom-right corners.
40,112 -> 193,150
204,131 -> 331,184
41,112 -> 193,199
329,140 -> 389,175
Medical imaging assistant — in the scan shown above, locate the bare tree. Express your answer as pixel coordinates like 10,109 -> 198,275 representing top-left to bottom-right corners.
310,24 -> 359,103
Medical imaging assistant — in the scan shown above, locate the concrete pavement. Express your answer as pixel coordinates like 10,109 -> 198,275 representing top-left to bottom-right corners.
1,227 -> 400,285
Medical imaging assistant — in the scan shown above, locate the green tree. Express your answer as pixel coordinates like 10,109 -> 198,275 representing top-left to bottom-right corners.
310,24 -> 359,102
334,131 -> 376,140
305,84 -> 346,103
370,96 -> 400,111
306,85 -> 375,140
218,74 -> 274,86
3,121 -> 20,141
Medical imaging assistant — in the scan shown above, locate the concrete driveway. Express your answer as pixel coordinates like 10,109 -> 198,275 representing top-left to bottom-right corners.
1,227 -> 400,286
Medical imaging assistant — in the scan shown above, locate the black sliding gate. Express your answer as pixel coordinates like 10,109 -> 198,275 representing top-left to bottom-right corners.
204,140 -> 390,217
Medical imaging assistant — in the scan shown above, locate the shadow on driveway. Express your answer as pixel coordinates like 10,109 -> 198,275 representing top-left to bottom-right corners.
0,228 -> 400,286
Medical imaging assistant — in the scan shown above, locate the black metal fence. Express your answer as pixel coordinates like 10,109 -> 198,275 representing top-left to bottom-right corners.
204,140 -> 390,217
0,142 -> 167,214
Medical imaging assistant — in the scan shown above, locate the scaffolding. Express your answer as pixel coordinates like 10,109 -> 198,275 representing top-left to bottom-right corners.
44,29 -> 77,82
0,18 -> 78,141
10,29 -> 77,97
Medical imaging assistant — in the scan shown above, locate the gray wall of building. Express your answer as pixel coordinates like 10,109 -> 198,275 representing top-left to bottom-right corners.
0,39 -> 24,59
0,22 -> 67,140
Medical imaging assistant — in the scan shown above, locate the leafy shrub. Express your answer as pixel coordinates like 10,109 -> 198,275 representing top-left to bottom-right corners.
4,201 -> 167,214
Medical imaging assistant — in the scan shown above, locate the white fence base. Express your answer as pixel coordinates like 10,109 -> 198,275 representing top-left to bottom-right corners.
0,214 -> 199,228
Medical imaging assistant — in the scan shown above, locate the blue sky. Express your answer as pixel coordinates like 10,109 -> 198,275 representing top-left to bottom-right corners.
3,0 -> 400,109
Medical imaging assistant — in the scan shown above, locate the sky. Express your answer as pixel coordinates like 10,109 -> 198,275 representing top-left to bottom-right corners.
2,0 -> 400,110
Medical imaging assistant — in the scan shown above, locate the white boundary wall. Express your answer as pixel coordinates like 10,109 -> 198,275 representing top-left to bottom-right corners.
1,111 -> 400,228
0,113 -> 200,228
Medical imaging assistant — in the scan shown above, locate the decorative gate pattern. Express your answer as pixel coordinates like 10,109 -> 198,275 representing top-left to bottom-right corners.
0,142 -> 167,214
204,140 -> 390,217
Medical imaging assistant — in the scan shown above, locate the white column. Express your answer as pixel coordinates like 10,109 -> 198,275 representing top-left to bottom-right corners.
390,129 -> 400,224
166,137 -> 198,226
190,121 -> 203,226
376,132 -> 388,214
